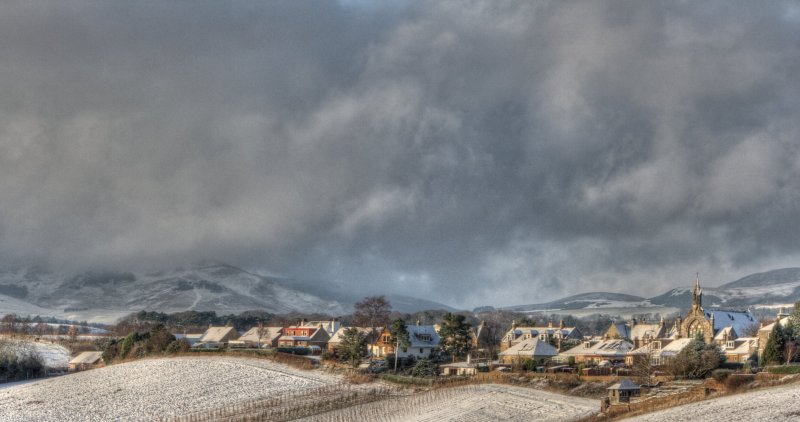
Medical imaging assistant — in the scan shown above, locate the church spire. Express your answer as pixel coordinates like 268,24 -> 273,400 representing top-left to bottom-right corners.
692,273 -> 703,312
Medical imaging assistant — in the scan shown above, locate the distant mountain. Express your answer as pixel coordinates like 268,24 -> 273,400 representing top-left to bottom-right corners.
504,292 -> 649,312
0,261 -> 457,323
649,268 -> 800,310
498,268 -> 800,319
276,278 -> 458,313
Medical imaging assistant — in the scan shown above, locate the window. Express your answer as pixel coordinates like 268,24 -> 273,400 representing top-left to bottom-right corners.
417,334 -> 431,342
726,340 -> 734,349
652,341 -> 661,350
420,348 -> 423,354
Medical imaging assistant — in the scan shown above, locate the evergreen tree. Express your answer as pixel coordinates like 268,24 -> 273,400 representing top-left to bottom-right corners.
761,322 -> 785,366
337,327 -> 368,368
670,333 -> 723,378
789,301 -> 800,340
438,313 -> 472,362
389,318 -> 410,373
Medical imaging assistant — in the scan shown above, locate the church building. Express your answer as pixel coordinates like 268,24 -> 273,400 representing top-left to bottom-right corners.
675,275 -> 756,345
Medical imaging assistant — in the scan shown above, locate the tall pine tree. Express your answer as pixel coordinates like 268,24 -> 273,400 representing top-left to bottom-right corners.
761,321 -> 785,366
789,300 -> 800,341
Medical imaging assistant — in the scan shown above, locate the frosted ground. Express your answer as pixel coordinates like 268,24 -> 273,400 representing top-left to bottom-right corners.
624,381 -> 800,421
0,338 -> 70,368
300,383 -> 597,422
0,356 -> 339,421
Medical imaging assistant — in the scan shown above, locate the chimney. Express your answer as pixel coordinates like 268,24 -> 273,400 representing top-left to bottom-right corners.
548,320 -> 553,328
511,320 -> 517,330
467,354 -> 471,364
416,319 -> 420,326
559,319 -> 565,329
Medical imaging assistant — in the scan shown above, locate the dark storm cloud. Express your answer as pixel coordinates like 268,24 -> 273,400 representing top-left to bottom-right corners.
1,1 -> 799,307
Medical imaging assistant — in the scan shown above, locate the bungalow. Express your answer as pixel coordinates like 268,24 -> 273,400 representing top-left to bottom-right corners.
194,326 -> 239,348
327,327 -> 382,354
498,338 -> 558,366
68,351 -> 104,372
278,320 -> 330,348
238,326 -> 283,348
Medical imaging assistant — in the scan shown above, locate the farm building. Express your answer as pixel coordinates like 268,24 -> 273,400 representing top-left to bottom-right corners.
68,351 -> 104,371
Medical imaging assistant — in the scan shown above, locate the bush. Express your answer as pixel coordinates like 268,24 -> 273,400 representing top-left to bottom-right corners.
411,358 -> 439,377
165,339 -> 190,354
724,374 -> 754,391
276,347 -> 310,356
766,365 -> 800,374
711,369 -> 733,382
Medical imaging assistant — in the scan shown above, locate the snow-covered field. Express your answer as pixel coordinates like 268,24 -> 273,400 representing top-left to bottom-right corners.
300,384 -> 597,422
624,381 -> 800,421
0,356 -> 339,421
0,338 -> 70,368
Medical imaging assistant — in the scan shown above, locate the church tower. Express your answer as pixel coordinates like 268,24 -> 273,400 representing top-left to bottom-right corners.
691,273 -> 703,312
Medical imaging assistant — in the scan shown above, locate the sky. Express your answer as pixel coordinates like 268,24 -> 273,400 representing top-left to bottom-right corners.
0,1 -> 799,309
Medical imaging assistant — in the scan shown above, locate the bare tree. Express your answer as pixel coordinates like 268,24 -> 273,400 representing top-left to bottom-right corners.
353,296 -> 392,328
741,321 -> 761,338
630,354 -> 656,386
784,340 -> 799,364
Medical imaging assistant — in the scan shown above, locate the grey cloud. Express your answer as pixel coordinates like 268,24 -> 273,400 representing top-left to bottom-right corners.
0,1 -> 798,308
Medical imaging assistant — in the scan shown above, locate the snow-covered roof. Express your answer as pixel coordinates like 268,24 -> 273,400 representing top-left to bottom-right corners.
69,351 -> 103,365
407,325 -> 440,348
559,339 -> 633,357
713,326 -> 737,341
200,326 -> 238,343
658,338 -> 692,357
499,338 -> 558,358
725,338 -> 757,355
238,326 -> 282,343
328,327 -> 382,344
704,310 -> 756,336
759,316 -> 790,333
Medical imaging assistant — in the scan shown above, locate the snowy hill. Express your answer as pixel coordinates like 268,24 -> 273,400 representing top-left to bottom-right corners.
649,268 -> 800,310
498,268 -> 800,318
0,262 -> 456,322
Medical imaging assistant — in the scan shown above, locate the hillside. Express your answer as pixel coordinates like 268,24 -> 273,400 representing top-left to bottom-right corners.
650,268 -> 800,310
624,380 -> 800,421
498,268 -> 800,319
0,357 -> 339,421
0,262 -> 456,323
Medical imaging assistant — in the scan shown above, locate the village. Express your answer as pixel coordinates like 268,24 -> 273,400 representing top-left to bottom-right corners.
3,275 -> 800,420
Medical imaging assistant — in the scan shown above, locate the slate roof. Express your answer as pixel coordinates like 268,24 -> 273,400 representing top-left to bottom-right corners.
407,325 -> 440,348
608,379 -> 640,390
704,310 -> 756,336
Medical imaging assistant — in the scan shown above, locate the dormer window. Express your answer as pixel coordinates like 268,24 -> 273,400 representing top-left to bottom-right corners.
652,341 -> 661,350
726,340 -> 734,349
417,334 -> 431,342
